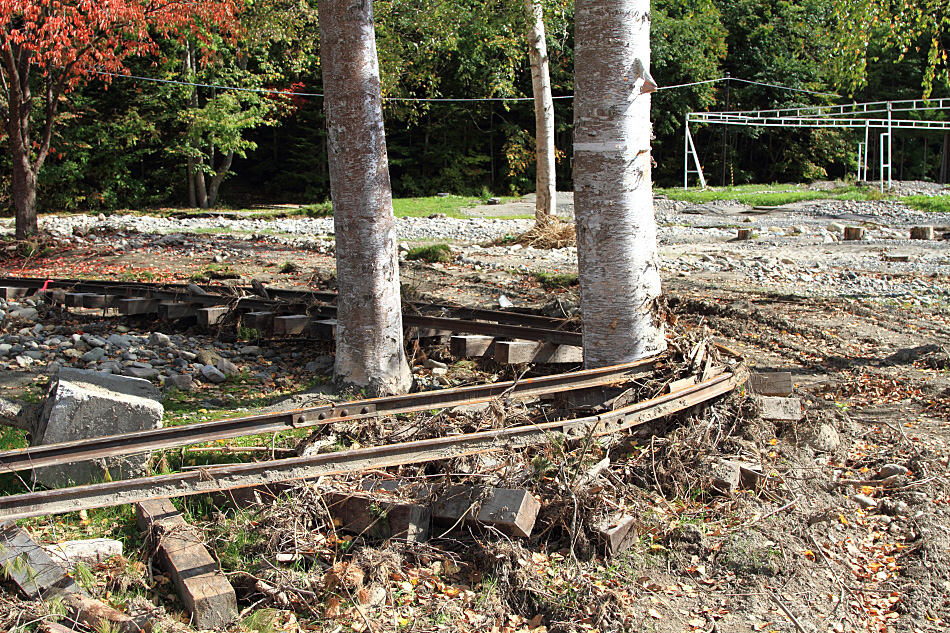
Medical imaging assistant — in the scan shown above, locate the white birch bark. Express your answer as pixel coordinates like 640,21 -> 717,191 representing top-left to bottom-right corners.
318,0 -> 411,395
573,0 -> 666,367
524,0 -> 557,220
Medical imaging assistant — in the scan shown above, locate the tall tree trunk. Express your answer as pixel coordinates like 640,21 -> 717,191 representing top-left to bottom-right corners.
318,0 -> 411,396
184,42 -> 198,208
573,0 -> 665,367
524,0 -> 556,221
11,144 -> 37,240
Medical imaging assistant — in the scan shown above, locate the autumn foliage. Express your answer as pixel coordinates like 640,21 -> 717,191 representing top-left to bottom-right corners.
0,0 -> 240,237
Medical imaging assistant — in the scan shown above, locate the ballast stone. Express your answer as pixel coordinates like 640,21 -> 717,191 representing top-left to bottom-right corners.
32,369 -> 164,488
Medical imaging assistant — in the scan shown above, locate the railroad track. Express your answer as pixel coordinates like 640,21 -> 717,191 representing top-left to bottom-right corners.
0,276 -> 581,345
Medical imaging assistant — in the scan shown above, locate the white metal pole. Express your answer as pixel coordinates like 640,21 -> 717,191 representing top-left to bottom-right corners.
887,101 -> 893,189
684,114 -> 689,189
863,121 -> 869,181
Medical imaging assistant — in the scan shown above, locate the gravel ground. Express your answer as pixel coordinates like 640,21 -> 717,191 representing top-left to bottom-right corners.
6,189 -> 949,307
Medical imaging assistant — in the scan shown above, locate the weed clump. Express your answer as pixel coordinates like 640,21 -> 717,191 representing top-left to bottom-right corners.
533,272 -> 578,290
405,243 -> 452,263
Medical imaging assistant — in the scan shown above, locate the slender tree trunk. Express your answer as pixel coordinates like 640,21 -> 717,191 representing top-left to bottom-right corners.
573,0 -> 665,367
318,0 -> 411,396
207,150 -> 235,207
184,43 -> 198,208
941,132 -> 949,184
195,156 -> 209,209
524,0 -> 556,221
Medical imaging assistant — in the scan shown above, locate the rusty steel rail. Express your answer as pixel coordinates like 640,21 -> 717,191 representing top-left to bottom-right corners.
0,277 -> 572,331
0,358 -> 656,474
0,367 -> 744,520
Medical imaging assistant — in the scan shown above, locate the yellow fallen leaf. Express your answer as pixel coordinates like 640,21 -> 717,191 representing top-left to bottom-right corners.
648,608 -> 662,619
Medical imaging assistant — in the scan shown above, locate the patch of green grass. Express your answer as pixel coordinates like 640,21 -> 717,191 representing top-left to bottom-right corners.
278,261 -> 301,274
657,183 -> 886,206
405,243 -> 453,263
392,195 -> 476,218
533,271 -> 578,289
902,195 -> 950,213
119,270 -> 157,283
301,201 -> 333,217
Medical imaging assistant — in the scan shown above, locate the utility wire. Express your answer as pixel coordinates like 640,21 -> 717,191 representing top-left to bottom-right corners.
90,68 -> 842,102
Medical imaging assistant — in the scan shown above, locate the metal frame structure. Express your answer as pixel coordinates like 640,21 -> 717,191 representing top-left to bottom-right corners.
684,97 -> 950,190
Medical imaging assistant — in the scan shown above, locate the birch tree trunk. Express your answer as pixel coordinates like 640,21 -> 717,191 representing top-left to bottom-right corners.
524,0 -> 556,221
318,0 -> 411,396
573,0 -> 665,367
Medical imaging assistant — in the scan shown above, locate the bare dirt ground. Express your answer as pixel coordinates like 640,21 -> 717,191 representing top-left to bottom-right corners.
0,191 -> 948,633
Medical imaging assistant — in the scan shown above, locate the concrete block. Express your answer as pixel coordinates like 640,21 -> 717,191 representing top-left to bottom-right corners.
32,370 -> 164,488
595,514 -> 637,555
136,499 -> 238,630
756,395 -> 803,421
844,226 -> 865,241
43,538 -> 122,569
707,459 -> 741,495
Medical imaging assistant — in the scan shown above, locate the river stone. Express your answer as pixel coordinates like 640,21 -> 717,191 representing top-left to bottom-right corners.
216,358 -> 240,376
125,366 -> 160,379
31,369 -> 164,488
149,332 -> 171,348
81,347 -> 106,362
201,365 -> 227,384
164,374 -> 195,392
107,334 -> 131,349
196,348 -> 221,366
10,307 -> 38,321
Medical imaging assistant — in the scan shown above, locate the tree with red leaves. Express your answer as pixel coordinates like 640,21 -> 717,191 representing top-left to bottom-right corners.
0,0 -> 239,239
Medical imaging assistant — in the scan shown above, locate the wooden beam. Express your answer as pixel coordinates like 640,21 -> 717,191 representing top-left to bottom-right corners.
310,319 -> 338,340
198,306 -> 229,326
450,335 -> 495,358
747,371 -> 794,396
432,486 -> 540,538
325,492 -> 429,542
273,315 -> 311,335
0,521 -> 83,598
494,341 -> 583,364
136,499 -> 238,630
242,311 -> 275,331
158,301 -> 199,319
117,298 -> 158,315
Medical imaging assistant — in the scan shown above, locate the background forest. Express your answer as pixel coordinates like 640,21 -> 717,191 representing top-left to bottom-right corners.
5,0 -> 950,213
